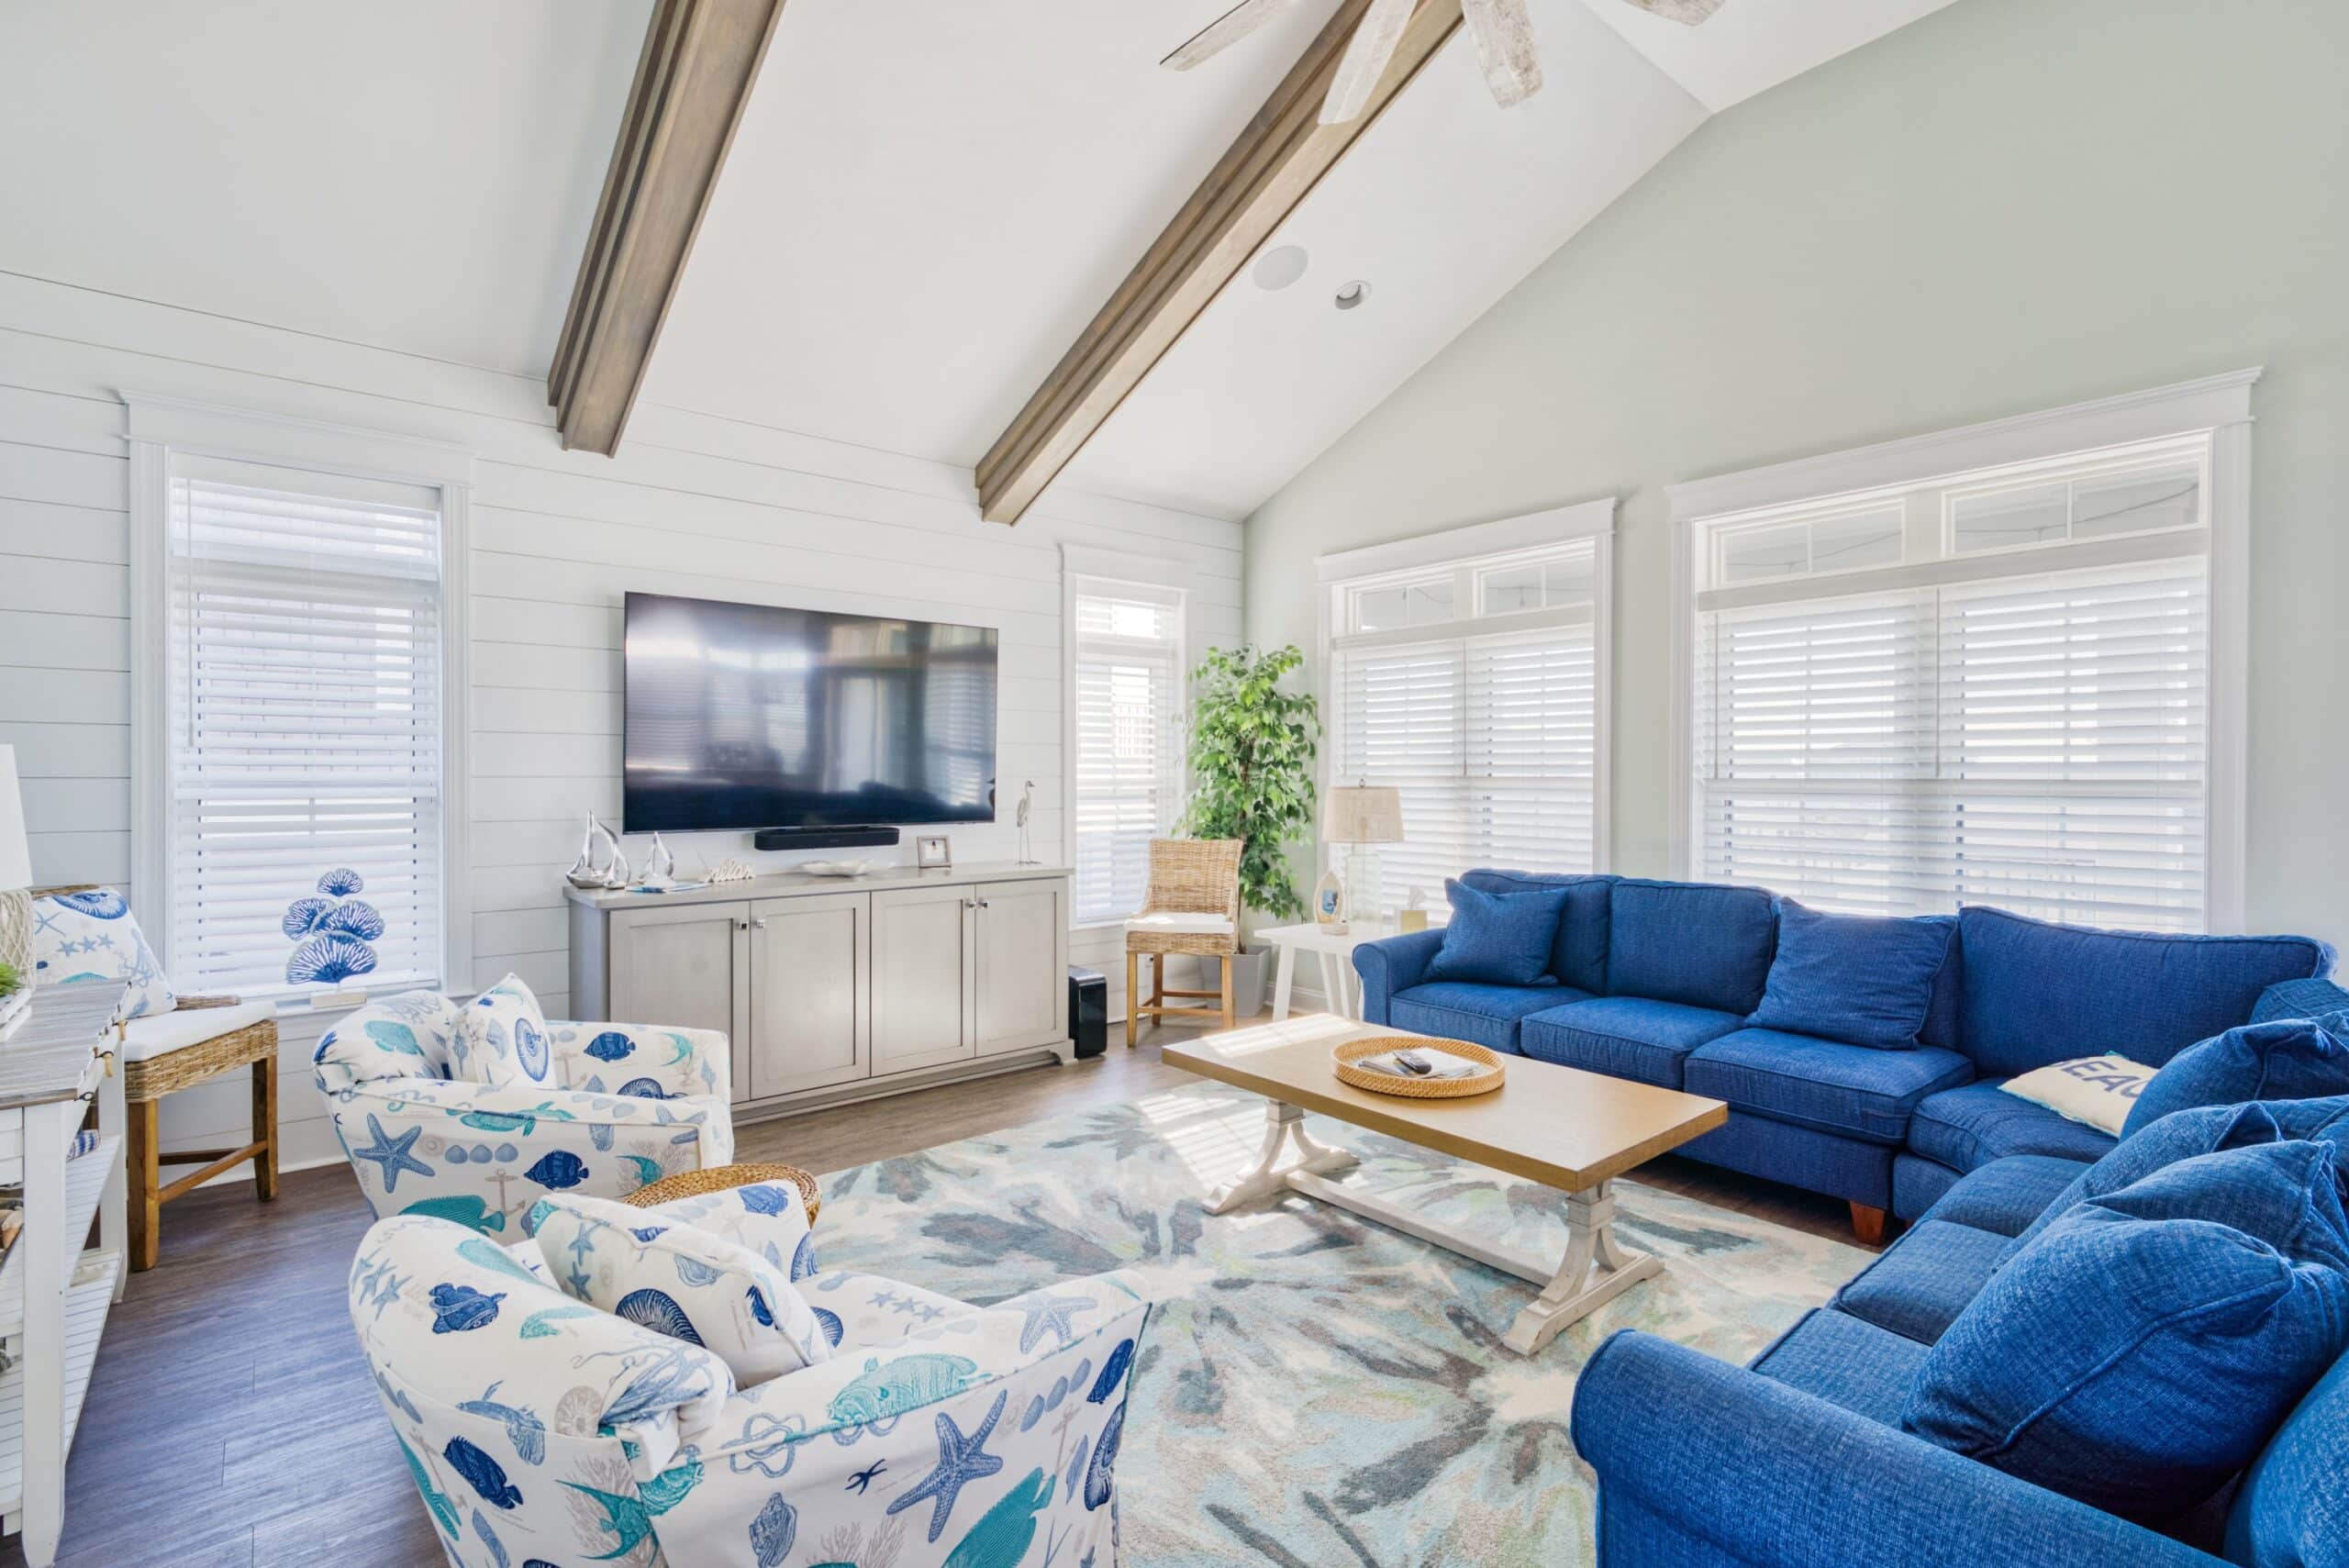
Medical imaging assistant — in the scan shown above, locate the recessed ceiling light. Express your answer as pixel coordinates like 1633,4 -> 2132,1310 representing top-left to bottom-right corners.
1334,280 -> 1372,311
1252,245 -> 1309,291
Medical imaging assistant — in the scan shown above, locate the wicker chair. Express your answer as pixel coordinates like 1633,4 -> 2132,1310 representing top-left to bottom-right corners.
33,884 -> 277,1271
1125,837 -> 1243,1044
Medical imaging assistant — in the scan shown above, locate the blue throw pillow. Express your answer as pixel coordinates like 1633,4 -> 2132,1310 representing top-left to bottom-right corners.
1743,902 -> 1956,1050
1423,878 -> 1568,989
1904,1141 -> 2349,1522
2123,1018 -> 2349,1138
2011,1101 -> 2288,1253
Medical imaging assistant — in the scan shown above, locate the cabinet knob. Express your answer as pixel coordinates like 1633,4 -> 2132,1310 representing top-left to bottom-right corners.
976,896 -> 991,909
752,917 -> 768,929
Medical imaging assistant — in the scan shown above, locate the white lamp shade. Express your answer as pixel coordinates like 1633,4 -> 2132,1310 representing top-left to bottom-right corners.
0,745 -> 30,891
1325,784 -> 1404,844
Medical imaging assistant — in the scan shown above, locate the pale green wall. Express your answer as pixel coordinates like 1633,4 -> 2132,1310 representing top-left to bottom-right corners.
1245,0 -> 2349,951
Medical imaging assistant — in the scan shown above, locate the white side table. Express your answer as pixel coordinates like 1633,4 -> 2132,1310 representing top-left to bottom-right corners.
1257,921 -> 1440,1022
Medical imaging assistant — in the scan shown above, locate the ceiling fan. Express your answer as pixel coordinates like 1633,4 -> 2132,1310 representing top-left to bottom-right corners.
1163,0 -> 1727,123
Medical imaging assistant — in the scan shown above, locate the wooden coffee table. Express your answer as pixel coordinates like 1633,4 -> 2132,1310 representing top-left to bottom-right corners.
1163,1018 -> 1727,1354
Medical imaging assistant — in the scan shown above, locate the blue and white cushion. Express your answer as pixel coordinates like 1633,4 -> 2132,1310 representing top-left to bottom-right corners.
532,1193 -> 829,1387
314,990 -> 464,1093
30,887 -> 175,1019
459,973 -> 554,1087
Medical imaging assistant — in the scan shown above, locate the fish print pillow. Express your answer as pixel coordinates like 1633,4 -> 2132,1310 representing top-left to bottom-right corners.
31,887 -> 176,1019
314,989 -> 464,1093
532,1194 -> 829,1389
459,973 -> 554,1088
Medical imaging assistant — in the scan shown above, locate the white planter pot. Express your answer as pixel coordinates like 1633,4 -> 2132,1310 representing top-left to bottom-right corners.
1166,948 -> 1270,1019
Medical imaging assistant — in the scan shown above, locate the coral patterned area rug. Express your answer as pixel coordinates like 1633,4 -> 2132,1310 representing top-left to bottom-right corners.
807,1082 -> 1866,1568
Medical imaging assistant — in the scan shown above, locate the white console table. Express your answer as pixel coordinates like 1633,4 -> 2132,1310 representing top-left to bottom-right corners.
1257,919 -> 1444,1023
567,862 -> 1072,1119
0,980 -> 128,1567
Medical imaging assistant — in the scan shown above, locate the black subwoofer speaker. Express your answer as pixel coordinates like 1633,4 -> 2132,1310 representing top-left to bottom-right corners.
1068,964 -> 1107,1059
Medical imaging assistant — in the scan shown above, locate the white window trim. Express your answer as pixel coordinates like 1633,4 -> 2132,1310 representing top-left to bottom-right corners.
124,391 -> 475,1006
1061,542 -> 1195,932
1313,496 -> 1618,886
1665,369 -> 2256,930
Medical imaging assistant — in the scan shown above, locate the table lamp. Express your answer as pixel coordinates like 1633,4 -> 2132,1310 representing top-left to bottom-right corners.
0,745 -> 34,1036
1324,784 -> 1403,929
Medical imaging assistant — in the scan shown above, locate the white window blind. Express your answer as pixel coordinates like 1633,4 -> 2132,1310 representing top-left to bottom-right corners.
1329,536 -> 1604,917
165,456 -> 449,997
1691,436 -> 2213,930
1070,582 -> 1184,924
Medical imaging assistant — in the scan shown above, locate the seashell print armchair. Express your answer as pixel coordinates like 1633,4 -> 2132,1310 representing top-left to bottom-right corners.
316,984 -> 736,1237
351,1189 -> 1152,1567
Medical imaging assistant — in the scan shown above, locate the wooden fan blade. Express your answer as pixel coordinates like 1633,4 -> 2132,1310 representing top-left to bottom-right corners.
1462,0 -> 1541,107
1622,0 -> 1726,25
1163,0 -> 1301,71
1319,0 -> 1419,124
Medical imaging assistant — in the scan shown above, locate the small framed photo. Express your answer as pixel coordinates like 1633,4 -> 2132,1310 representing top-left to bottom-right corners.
914,834 -> 952,870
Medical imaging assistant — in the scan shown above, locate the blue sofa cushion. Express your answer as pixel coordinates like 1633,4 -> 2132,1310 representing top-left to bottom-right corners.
2253,974 -> 2349,1026
1747,903 -> 1958,1050
1955,906 -> 2334,1078
2123,1018 -> 2349,1139
1834,1219 -> 2013,1345
1388,981 -> 1589,1054
2014,1100 -> 2343,1252
2227,1354 -> 2349,1568
1683,1029 -> 1974,1144
1908,1081 -> 2119,1174
1920,1155 -> 2094,1238
1751,1307 -> 1931,1427
1606,877 -> 1779,1014
1518,995 -> 1743,1087
1459,870 -> 1613,993
1903,1142 -> 2349,1522
1423,878 -> 1569,988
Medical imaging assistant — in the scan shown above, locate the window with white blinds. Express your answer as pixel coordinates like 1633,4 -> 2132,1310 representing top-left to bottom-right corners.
1328,536 -> 1605,918
1689,433 -> 2216,930
1069,580 -> 1185,924
161,455 -> 451,997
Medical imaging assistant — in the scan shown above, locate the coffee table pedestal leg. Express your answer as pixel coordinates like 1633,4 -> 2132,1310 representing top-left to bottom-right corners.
1206,1100 -> 1356,1214
1501,1181 -> 1659,1354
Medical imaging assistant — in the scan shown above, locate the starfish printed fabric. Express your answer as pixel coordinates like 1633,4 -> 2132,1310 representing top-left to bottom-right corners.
351,1196 -> 1151,1568
29,887 -> 176,1019
458,973 -> 556,1088
531,1192 -> 830,1387
315,985 -> 735,1239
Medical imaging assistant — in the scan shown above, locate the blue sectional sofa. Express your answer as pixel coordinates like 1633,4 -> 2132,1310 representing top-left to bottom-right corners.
1570,1056 -> 2349,1566
1353,871 -> 2334,1238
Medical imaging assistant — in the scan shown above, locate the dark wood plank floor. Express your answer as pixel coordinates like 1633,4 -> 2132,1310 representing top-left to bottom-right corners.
5,1025 -> 1854,1567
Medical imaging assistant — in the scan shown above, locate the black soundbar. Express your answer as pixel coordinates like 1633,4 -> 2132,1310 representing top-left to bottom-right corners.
751,826 -> 901,852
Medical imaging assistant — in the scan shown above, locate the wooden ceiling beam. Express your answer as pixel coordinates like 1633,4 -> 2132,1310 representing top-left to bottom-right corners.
550,0 -> 787,454
975,0 -> 1464,525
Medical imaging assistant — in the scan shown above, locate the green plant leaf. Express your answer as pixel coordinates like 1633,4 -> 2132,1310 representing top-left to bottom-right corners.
1180,643 -> 1321,923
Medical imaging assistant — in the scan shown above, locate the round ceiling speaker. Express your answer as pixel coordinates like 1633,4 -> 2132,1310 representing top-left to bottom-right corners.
1252,245 -> 1309,291
1334,280 -> 1372,311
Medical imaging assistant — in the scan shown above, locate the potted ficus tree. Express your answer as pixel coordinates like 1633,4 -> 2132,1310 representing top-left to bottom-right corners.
1179,643 -> 1320,1015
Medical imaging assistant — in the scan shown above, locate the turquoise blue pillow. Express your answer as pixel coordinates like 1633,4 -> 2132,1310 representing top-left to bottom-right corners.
2123,1018 -> 2349,1138
1424,878 -> 1568,989
1744,902 -> 1955,1050
1903,1140 -> 2349,1521
2011,1101 -> 2288,1253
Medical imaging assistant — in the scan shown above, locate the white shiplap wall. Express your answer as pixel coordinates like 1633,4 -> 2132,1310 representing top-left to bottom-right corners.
0,271 -> 1241,1173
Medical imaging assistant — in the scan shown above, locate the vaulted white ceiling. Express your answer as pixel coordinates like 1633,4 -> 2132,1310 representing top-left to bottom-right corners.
0,0 -> 1959,518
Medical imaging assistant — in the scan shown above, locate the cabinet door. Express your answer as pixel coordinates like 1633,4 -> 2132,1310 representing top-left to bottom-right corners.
869,884 -> 975,1075
608,902 -> 751,1099
973,877 -> 1068,1055
746,894 -> 868,1099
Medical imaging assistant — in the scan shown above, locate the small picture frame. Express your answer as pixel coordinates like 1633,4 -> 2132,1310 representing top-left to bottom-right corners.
1314,869 -> 1348,935
914,834 -> 953,870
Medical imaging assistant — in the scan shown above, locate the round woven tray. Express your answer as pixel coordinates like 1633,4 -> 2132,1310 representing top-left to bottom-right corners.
1332,1035 -> 1506,1099
625,1161 -> 822,1224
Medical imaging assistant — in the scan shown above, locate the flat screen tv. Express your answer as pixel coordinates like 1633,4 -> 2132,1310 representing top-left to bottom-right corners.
622,592 -> 998,834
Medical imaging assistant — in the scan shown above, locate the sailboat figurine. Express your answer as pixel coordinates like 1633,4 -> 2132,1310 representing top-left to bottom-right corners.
565,812 -> 616,890
641,832 -> 677,889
